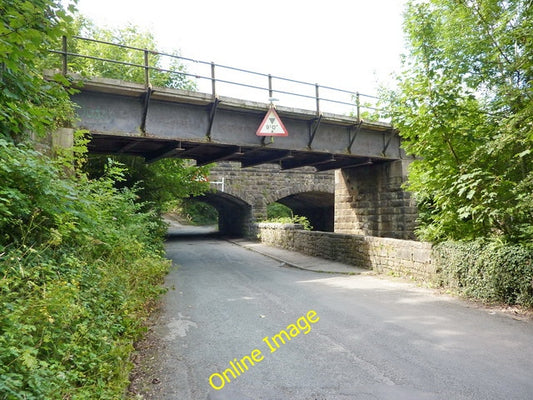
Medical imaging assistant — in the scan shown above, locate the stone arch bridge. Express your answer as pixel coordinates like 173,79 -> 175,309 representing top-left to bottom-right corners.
192,159 -> 417,240
200,162 -> 335,235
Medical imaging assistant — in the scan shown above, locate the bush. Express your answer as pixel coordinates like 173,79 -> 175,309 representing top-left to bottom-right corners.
0,140 -> 169,399
267,202 -> 293,219
173,199 -> 218,226
434,241 -> 533,307
262,215 -> 313,231
85,155 -> 211,215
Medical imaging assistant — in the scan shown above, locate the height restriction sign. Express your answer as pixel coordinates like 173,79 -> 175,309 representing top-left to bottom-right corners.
256,106 -> 288,136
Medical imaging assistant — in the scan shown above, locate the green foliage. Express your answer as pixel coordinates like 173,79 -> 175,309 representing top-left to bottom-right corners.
85,155 -> 211,214
174,200 -> 219,226
0,140 -> 74,246
264,203 -> 313,230
1,3 -> 185,398
434,241 -> 533,307
263,215 -> 313,231
387,0 -> 533,243
358,107 -> 382,122
47,16 -> 197,90
0,0 -> 77,140
349,95 -> 383,122
0,140 -> 169,399
267,202 -> 293,219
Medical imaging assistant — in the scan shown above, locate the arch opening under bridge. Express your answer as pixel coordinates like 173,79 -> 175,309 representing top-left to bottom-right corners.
271,191 -> 335,232
194,191 -> 252,237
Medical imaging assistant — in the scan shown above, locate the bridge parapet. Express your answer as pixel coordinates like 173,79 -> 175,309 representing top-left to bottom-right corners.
47,35 -> 405,171
50,36 -> 381,117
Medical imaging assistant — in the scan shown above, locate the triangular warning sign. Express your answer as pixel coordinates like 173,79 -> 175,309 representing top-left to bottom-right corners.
256,107 -> 288,136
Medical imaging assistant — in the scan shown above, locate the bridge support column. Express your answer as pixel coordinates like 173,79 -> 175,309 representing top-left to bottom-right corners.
32,127 -> 74,156
334,160 -> 417,240
251,202 -> 267,223
52,127 -> 74,151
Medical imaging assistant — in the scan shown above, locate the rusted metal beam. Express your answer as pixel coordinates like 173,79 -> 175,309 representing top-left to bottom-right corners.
196,146 -> 243,166
140,85 -> 153,134
307,115 -> 323,149
347,120 -> 363,154
145,142 -> 183,163
206,96 -> 220,141
241,150 -> 292,168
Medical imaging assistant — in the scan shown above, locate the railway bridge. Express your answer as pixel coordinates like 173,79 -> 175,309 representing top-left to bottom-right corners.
51,36 -> 417,238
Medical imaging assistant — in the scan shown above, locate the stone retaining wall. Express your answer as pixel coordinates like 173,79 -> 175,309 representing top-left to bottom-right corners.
256,223 -> 435,280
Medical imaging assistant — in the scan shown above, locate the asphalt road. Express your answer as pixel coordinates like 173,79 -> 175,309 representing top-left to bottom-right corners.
136,235 -> 533,400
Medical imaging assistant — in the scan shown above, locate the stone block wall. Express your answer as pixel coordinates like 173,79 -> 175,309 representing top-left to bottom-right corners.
209,162 -> 335,232
210,162 -> 334,218
335,160 -> 418,240
256,223 -> 435,280
207,160 -> 420,238
32,128 -> 74,157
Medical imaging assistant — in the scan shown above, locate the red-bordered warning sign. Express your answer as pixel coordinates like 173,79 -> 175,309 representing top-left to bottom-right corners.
256,106 -> 288,136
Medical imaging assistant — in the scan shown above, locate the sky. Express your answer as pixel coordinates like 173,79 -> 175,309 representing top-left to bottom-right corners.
71,0 -> 408,113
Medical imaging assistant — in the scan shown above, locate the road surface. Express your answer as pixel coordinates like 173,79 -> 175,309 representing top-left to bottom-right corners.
132,235 -> 533,400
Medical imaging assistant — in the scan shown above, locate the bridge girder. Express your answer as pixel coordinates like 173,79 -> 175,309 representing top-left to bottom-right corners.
72,77 -> 406,171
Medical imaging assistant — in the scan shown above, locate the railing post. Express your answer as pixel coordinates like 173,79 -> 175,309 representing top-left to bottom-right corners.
211,62 -> 216,96
315,83 -> 320,115
144,50 -> 150,88
356,92 -> 361,121
268,74 -> 273,98
62,35 -> 68,76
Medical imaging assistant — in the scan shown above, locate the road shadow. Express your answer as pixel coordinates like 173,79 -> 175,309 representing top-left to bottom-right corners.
165,223 -> 221,240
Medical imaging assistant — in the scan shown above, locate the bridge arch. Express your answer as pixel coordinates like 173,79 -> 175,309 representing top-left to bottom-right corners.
208,162 -> 335,233
194,191 -> 251,236
267,189 -> 334,232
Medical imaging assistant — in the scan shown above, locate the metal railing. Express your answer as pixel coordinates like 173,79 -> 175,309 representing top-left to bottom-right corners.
50,36 -> 382,119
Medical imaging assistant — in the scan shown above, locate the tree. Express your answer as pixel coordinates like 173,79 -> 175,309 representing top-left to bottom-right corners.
85,155 -> 211,214
0,3 -> 173,398
62,19 -> 208,212
0,0 -> 77,140
387,0 -> 533,243
53,16 -> 197,90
